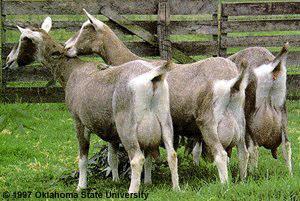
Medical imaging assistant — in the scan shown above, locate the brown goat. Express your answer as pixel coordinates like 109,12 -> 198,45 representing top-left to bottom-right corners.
6,17 -> 180,193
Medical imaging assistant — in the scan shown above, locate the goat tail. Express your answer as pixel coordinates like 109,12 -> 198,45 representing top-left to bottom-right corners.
149,60 -> 173,82
129,60 -> 173,95
230,65 -> 249,94
156,60 -> 173,74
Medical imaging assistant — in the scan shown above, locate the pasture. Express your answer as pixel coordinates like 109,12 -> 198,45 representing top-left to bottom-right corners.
0,101 -> 299,200
0,0 -> 299,200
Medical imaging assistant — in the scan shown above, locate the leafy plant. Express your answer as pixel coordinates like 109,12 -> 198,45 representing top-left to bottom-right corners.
0,107 -> 35,134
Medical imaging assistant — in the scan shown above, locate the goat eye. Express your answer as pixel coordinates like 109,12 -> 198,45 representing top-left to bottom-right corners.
51,51 -> 61,58
22,37 -> 32,42
51,51 -> 60,56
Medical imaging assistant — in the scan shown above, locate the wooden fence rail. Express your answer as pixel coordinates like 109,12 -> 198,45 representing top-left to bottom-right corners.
0,0 -> 299,103
219,1 -> 300,58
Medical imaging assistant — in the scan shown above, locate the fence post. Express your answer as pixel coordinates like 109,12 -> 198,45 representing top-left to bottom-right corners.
0,2 -> 6,102
157,0 -> 171,61
219,3 -> 228,57
212,13 -> 218,57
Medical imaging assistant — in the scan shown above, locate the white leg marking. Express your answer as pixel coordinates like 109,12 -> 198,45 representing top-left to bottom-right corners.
237,142 -> 249,180
77,155 -> 88,191
162,125 -> 180,191
282,133 -> 293,176
214,149 -> 229,184
76,126 -> 90,191
128,151 -> 145,193
248,138 -> 259,172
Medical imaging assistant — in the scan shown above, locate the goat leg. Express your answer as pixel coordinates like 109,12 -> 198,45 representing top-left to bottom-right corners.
128,150 -> 145,193
281,132 -> 293,176
75,121 -> 91,191
144,155 -> 152,185
192,142 -> 202,166
161,116 -> 180,191
198,122 -> 228,184
108,142 -> 119,181
247,136 -> 259,172
237,138 -> 249,181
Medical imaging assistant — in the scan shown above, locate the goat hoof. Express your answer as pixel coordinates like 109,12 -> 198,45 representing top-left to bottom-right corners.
128,190 -> 138,194
144,181 -> 152,185
173,186 -> 181,192
112,177 -> 119,182
76,186 -> 86,192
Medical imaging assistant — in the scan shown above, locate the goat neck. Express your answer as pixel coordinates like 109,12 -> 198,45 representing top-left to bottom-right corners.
101,27 -> 141,65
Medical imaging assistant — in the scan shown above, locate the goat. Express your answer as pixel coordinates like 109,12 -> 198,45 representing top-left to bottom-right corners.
6,17 -> 179,193
211,66 -> 249,179
65,10 -> 250,183
228,44 -> 292,175
187,45 -> 292,175
187,65 -> 250,180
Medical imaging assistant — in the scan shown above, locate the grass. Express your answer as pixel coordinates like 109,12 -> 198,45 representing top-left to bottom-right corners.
0,100 -> 299,200
0,1 -> 299,200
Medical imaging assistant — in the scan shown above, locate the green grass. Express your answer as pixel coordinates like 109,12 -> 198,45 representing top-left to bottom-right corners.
0,101 -> 299,200
0,1 -> 299,199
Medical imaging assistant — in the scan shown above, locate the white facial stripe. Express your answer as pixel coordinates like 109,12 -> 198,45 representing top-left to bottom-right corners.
65,20 -> 90,49
19,28 -> 43,41
7,46 -> 18,62
7,36 -> 22,67
6,46 -> 19,69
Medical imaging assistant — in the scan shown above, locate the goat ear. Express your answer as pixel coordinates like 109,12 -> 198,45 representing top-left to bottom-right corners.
271,42 -> 288,80
17,25 -> 34,37
83,9 -> 96,24
41,17 -> 52,33
17,25 -> 27,34
17,25 -> 43,41
83,8 -> 104,30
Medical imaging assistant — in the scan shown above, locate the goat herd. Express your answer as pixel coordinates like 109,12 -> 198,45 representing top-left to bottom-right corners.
5,10 -> 293,193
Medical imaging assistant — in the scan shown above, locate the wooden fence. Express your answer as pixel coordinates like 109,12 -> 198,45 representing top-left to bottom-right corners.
0,0 -> 299,103
220,2 -> 300,65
